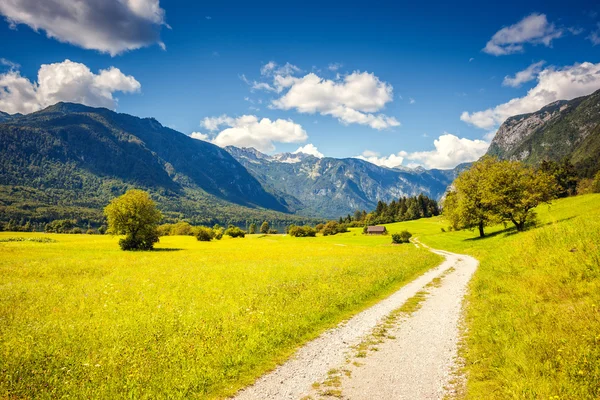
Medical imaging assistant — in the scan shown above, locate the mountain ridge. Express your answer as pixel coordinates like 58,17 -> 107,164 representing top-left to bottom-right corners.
486,89 -> 600,177
225,146 -> 466,219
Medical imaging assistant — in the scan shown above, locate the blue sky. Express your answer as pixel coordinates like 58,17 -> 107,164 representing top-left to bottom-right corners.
1,0 -> 599,169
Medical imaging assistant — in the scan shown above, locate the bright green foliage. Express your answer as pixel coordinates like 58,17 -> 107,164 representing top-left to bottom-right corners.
249,223 -> 257,234
288,225 -> 317,237
486,160 -> 556,231
224,226 -> 246,238
0,229 -> 440,398
104,190 -> 162,251
445,157 -> 556,236
444,157 -> 503,237
260,221 -> 270,234
385,194 -> 600,398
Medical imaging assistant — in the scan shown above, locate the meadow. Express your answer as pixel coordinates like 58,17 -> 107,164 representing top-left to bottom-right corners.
0,230 -> 441,399
385,193 -> 600,399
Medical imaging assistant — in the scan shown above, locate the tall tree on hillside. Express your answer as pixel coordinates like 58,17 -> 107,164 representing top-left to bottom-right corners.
488,161 -> 556,231
104,189 -> 162,250
443,157 -> 502,237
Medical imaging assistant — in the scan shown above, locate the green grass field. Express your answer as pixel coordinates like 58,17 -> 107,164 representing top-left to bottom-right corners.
0,230 -> 441,399
385,194 -> 600,399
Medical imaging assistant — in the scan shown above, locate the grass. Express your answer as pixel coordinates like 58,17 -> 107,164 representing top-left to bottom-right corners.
384,193 -> 600,399
0,230 -> 441,399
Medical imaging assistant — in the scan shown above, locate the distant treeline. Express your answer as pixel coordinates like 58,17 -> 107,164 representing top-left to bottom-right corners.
335,194 -> 440,227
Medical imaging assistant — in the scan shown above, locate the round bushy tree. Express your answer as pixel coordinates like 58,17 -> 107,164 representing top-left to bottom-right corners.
260,221 -> 270,234
104,189 -> 162,251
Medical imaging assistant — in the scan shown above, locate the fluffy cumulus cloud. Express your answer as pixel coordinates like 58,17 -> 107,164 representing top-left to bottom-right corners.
199,114 -> 307,153
356,134 -> 489,170
502,61 -> 545,87
0,0 -> 167,55
190,132 -> 209,141
355,150 -> 408,168
483,13 -> 563,56
406,134 -> 489,169
293,143 -> 324,158
271,71 -> 400,130
462,61 -> 600,129
0,59 -> 141,114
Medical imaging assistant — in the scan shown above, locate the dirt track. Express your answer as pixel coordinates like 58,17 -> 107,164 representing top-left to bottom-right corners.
233,244 -> 478,400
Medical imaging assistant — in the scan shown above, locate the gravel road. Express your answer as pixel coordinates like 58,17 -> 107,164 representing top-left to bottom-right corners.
233,245 -> 477,400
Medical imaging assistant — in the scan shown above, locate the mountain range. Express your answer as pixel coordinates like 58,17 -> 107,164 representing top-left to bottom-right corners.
225,146 -> 465,218
1,89 -> 599,228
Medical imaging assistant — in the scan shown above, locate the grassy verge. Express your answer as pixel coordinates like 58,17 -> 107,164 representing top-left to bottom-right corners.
385,194 -> 600,398
0,230 -> 440,399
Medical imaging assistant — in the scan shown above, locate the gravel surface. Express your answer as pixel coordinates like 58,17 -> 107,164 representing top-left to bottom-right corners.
234,245 -> 476,400
338,247 -> 478,399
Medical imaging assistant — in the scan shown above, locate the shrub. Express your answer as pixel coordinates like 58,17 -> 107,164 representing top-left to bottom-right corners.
441,227 -> 446,233
213,228 -> 223,240
392,230 -> 412,244
321,221 -> 349,236
315,223 -> 325,232
268,229 -> 278,234
249,223 -> 257,234
171,221 -> 194,236
289,225 -> 317,237
71,227 -> 84,234
157,224 -> 173,236
195,226 -> 214,242
86,229 -> 96,235
225,226 -> 246,238
260,221 -> 270,234
98,225 -> 107,235
45,219 -> 76,233
593,171 -> 600,193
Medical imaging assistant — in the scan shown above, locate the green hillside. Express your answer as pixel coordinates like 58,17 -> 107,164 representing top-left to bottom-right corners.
487,90 -> 600,178
0,103 -> 315,228
384,194 -> 600,398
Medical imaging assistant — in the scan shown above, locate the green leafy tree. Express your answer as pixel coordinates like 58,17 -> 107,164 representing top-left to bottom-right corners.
104,189 -> 162,250
487,161 -> 556,231
260,221 -> 270,234
249,223 -> 257,234
443,157 -> 502,237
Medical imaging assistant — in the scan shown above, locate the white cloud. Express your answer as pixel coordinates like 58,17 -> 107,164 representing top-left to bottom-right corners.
328,63 -> 343,71
502,61 -> 545,87
0,0 -> 167,55
483,13 -> 563,56
406,134 -> 489,169
260,61 -> 301,77
271,71 -> 400,129
293,143 -> 324,158
356,134 -> 490,170
190,132 -> 209,141
409,98 -> 416,104
469,57 -> 475,62
462,61 -> 600,129
0,58 -> 19,70
588,23 -> 600,46
355,150 -> 407,169
201,114 -> 307,153
0,59 -> 140,114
